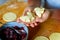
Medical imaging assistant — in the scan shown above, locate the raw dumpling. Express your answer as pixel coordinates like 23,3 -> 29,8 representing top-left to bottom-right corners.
20,12 -> 35,22
27,12 -> 35,21
34,7 -> 45,17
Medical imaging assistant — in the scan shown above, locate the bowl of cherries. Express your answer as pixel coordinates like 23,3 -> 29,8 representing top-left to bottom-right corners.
0,22 -> 28,40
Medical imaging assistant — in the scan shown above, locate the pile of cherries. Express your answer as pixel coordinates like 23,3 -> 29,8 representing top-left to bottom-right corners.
0,26 -> 27,40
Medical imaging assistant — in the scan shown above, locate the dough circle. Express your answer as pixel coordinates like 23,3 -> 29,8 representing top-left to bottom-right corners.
34,36 -> 49,40
49,33 -> 60,40
3,12 -> 17,22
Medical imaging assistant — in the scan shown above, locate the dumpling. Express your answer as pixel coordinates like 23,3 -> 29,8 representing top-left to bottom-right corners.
20,12 -> 35,22
34,7 -> 45,17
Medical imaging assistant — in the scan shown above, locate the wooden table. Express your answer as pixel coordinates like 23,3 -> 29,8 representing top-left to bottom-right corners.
28,10 -> 60,40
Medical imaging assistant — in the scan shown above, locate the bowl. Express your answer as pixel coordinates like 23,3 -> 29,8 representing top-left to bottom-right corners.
0,22 -> 28,40
46,0 -> 60,9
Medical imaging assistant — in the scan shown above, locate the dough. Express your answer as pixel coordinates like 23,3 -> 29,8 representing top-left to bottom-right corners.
34,36 -> 49,40
34,7 -> 45,17
3,12 -> 17,22
20,16 -> 30,22
49,33 -> 60,40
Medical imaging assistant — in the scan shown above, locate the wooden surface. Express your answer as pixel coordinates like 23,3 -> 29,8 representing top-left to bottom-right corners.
28,10 -> 60,40
0,1 -> 28,27
0,1 -> 60,40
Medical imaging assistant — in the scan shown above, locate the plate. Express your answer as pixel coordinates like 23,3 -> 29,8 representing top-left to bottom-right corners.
49,33 -> 60,40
